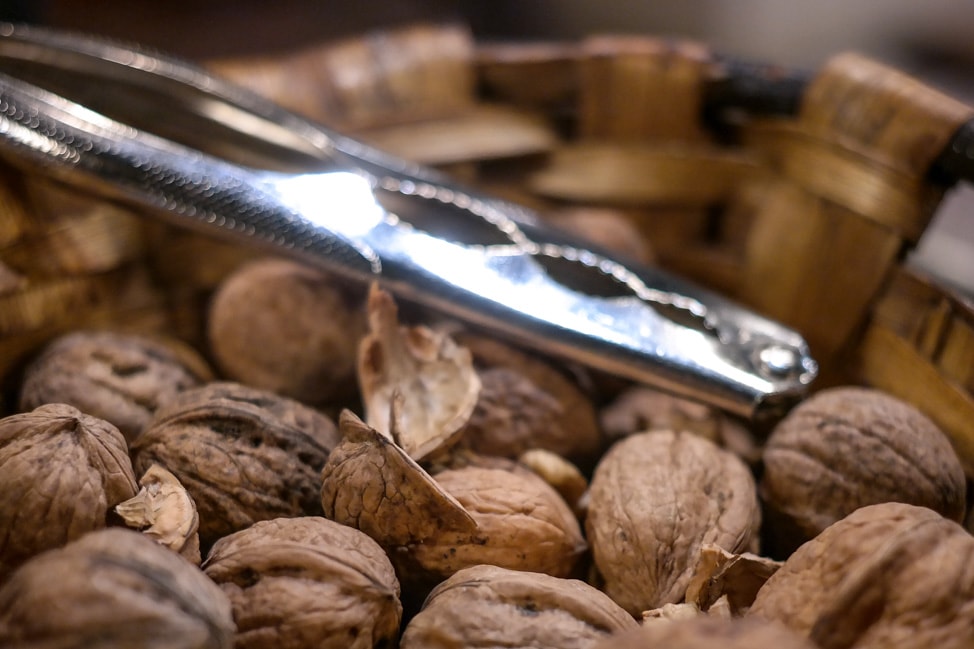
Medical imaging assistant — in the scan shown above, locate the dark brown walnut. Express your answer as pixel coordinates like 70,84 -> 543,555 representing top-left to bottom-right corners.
131,382 -> 340,547
19,329 -> 213,442
0,403 -> 137,578
401,564 -> 638,649
760,386 -> 966,551
586,430 -> 761,616
452,332 -> 602,465
748,502 -> 974,649
358,284 -> 481,462
394,464 -> 587,582
0,527 -> 235,649
203,516 -> 401,649
320,410 -> 477,547
594,616 -> 817,649
207,257 -> 367,406
116,463 -> 202,564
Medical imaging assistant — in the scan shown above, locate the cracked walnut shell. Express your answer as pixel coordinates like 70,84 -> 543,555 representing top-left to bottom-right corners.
131,382 -> 340,547
760,387 -> 966,549
0,403 -> 137,577
0,527 -> 235,649
203,516 -> 401,649
586,430 -> 761,615
748,502 -> 974,649
401,564 -> 638,649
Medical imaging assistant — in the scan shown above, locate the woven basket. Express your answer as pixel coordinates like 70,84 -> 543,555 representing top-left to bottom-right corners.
1,22 -> 973,474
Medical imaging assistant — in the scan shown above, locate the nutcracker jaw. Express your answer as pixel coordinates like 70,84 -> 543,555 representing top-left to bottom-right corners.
0,22 -> 816,420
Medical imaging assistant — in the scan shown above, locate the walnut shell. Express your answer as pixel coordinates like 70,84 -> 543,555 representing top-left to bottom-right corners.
18,330 -> 213,441
586,430 -> 761,615
131,382 -> 339,547
116,464 -> 202,564
748,502 -> 974,649
395,465 -> 587,582
0,527 -> 235,648
760,386 -> 966,550
203,517 -> 401,649
0,403 -> 137,577
207,258 -> 367,405
401,564 -> 638,648
595,617 -> 817,649
453,333 -> 602,465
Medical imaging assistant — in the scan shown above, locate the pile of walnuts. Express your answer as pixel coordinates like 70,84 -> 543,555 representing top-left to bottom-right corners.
1,256 -> 972,649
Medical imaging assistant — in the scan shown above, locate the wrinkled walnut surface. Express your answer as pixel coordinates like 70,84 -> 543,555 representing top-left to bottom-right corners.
401,564 -> 637,649
321,410 -> 477,547
203,516 -> 401,649
396,465 -> 586,581
0,403 -> 137,577
207,258 -> 366,405
749,502 -> 974,649
595,616 -> 816,649
761,387 -> 966,547
19,330 -> 212,441
586,430 -> 761,615
132,382 -> 339,546
0,527 -> 235,649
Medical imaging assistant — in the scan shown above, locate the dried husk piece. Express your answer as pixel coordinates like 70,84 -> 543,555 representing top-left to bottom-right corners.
116,463 -> 202,564
358,284 -> 480,461
394,464 -> 587,582
131,382 -> 339,547
748,502 -> 974,649
595,616 -> 817,649
18,330 -> 213,442
207,258 -> 367,406
320,409 -> 477,547
0,527 -> 235,649
400,564 -> 637,649
684,544 -> 782,615
203,517 -> 401,649
761,387 -> 967,551
586,430 -> 761,615
0,403 -> 137,577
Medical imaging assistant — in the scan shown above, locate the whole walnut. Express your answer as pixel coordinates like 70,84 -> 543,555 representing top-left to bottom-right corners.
131,382 -> 340,547
594,616 -> 816,649
203,517 -> 401,649
0,527 -> 235,648
453,333 -> 602,465
207,258 -> 367,406
586,430 -> 761,615
401,564 -> 638,648
18,330 -> 213,441
0,403 -> 137,577
394,465 -> 587,583
760,387 -> 966,551
748,502 -> 974,649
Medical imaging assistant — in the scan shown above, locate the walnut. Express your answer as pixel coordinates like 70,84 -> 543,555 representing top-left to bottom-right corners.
203,517 -> 401,649
748,502 -> 974,649
18,330 -> 213,442
131,382 -> 340,547
760,386 -> 966,552
0,527 -> 235,648
320,409 -> 477,547
116,463 -> 202,564
358,284 -> 480,461
207,258 -> 367,406
517,448 -> 588,517
0,404 -> 137,577
394,464 -> 587,583
400,564 -> 638,648
595,617 -> 817,649
453,332 -> 602,465
586,430 -> 761,615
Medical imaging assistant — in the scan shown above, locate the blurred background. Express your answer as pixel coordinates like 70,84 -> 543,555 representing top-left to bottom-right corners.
2,0 -> 972,292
